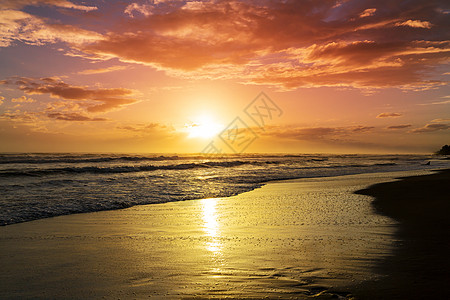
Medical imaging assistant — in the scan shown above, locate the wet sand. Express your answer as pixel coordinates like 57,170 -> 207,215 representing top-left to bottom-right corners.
353,169 -> 450,299
0,170 -> 443,299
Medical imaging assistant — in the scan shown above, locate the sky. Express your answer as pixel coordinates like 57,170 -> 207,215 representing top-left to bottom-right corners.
0,0 -> 449,154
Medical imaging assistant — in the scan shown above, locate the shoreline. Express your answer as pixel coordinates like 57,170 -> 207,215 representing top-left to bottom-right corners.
0,169 -> 448,298
2,166 -> 447,227
352,169 -> 450,299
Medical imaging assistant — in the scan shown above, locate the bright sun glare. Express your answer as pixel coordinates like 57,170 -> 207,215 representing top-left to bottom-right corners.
186,115 -> 223,139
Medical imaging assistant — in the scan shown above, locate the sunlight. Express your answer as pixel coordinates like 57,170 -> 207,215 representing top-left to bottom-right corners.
186,114 -> 223,139
201,198 -> 219,237
201,198 -> 223,255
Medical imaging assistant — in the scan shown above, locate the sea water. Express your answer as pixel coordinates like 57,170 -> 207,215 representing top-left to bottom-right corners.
1,153 -> 448,225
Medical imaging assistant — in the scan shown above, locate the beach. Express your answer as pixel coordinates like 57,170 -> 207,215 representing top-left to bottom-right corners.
2,1 -> 449,298
352,169 -> 450,299
0,169 -> 448,299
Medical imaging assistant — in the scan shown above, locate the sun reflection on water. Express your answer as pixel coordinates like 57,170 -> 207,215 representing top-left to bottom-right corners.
202,198 -> 219,236
201,198 -> 222,255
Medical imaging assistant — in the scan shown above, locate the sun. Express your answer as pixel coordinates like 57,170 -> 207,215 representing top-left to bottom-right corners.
186,115 -> 223,139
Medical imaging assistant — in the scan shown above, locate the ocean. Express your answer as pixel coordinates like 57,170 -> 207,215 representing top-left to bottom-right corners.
1,153 -> 448,226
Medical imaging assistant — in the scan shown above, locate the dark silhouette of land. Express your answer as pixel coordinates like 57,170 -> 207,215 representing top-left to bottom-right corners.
353,169 -> 450,299
436,144 -> 450,155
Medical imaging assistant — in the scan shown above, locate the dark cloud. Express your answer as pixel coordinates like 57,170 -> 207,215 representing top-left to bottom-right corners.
116,123 -> 168,132
115,122 -> 179,139
260,124 -> 376,140
351,125 -> 375,132
431,118 -> 450,122
411,123 -> 450,133
387,124 -> 412,129
2,77 -> 138,112
0,111 -> 39,123
0,0 -> 97,11
47,112 -> 108,121
273,127 -> 337,139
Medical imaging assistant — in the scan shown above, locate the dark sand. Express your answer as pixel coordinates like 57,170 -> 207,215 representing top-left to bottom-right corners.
353,169 -> 450,299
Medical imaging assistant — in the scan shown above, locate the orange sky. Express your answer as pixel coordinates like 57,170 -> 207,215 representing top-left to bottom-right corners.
0,0 -> 449,153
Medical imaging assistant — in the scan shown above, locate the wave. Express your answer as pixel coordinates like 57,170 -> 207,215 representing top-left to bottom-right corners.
373,163 -> 397,166
2,152 -> 443,226
0,160 -> 284,177
0,160 -> 396,177
0,155 -> 182,165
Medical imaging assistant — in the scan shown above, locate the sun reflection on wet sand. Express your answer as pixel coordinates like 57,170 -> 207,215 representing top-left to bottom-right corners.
201,198 -> 222,255
0,172 -> 414,298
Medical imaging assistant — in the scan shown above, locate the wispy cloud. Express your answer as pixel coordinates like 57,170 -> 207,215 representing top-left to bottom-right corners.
0,9 -> 102,47
0,111 -> 41,124
421,100 -> 450,105
47,112 -> 108,122
117,123 -> 169,132
11,95 -> 35,103
359,8 -> 377,18
124,3 -> 153,17
387,124 -> 412,129
77,66 -> 129,75
377,112 -> 402,118
258,124 -> 376,141
411,123 -> 450,133
431,118 -> 450,123
418,99 -> 450,105
0,0 -> 97,11
395,20 -> 432,29
116,122 -> 179,138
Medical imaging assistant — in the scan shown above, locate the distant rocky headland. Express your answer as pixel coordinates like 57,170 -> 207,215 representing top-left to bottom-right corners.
436,145 -> 450,155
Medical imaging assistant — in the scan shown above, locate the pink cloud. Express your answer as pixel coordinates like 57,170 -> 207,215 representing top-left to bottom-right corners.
2,0 -> 449,90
